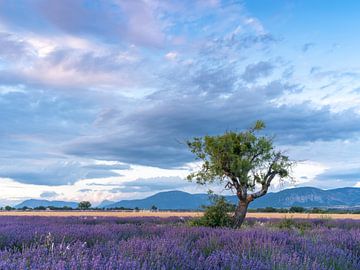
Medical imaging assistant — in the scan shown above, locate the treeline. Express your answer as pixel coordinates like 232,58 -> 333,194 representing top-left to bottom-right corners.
0,206 -> 138,211
0,204 -> 157,211
2,205 -> 360,214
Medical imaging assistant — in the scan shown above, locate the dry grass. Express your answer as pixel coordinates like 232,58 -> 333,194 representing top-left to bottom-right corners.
246,212 -> 360,220
0,211 -> 359,219
0,211 -> 203,218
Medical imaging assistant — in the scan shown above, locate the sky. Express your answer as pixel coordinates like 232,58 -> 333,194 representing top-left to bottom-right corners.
0,0 -> 360,206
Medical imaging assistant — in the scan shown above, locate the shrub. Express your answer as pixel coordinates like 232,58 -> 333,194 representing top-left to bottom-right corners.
189,195 -> 235,227
275,218 -> 312,233
277,218 -> 296,229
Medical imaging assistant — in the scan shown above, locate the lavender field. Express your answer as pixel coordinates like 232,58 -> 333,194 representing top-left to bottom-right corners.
0,216 -> 358,270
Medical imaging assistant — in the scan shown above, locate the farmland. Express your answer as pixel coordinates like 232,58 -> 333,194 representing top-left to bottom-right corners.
0,215 -> 358,269
1,211 -> 360,220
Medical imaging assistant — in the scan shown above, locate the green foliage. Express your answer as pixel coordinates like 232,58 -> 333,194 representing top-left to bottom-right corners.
275,218 -> 312,233
289,206 -> 306,213
260,207 -> 277,213
310,207 -> 327,214
186,120 -> 293,228
4,205 -> 12,211
150,205 -> 158,211
189,195 -> 235,228
186,120 -> 292,191
108,206 -> 133,210
34,206 -> 46,210
47,206 -> 73,210
277,218 -> 296,229
78,201 -> 91,210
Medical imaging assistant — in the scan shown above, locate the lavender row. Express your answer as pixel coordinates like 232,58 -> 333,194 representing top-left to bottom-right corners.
0,216 -> 358,269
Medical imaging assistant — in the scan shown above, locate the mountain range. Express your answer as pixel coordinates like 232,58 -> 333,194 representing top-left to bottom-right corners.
15,199 -> 78,209
14,187 -> 360,210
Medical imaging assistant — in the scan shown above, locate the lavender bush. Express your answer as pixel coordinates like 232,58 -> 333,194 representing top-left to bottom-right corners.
0,216 -> 358,269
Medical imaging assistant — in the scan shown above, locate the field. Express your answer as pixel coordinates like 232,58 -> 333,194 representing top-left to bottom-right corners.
1,210 -> 360,220
0,215 -> 359,269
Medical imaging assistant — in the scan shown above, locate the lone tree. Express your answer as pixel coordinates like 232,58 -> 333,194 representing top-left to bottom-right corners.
187,120 -> 292,228
78,201 -> 91,210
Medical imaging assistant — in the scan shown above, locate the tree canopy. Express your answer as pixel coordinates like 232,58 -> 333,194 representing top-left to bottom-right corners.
78,201 -> 91,210
187,120 -> 293,227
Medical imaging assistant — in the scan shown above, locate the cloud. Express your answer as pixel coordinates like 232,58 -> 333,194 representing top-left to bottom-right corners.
84,163 -> 130,170
0,160 -> 125,186
0,161 -> 88,186
0,32 -> 32,61
78,189 -> 92,193
40,191 -> 59,198
65,80 -> 360,168
242,61 -> 274,82
116,0 -> 165,47
108,176 -> 190,193
56,10 -> 360,170
302,42 -> 315,52
316,168 -> 360,183
165,51 -> 178,61
243,18 -> 265,35
0,0 -> 165,47
0,0 -> 360,196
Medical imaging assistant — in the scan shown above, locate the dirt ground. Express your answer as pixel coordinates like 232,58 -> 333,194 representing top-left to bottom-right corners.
0,211 -> 360,219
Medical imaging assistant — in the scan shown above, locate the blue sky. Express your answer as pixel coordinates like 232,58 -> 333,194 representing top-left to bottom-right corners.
0,0 -> 360,205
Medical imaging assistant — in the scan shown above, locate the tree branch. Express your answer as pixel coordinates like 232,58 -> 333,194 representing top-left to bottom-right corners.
250,156 -> 279,200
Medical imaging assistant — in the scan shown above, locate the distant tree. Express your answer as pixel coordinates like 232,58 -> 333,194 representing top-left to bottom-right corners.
262,207 -> 277,213
310,207 -> 326,214
78,201 -> 91,210
289,206 -> 305,213
4,205 -> 12,211
187,120 -> 293,228
35,206 -> 46,210
150,205 -> 158,212
134,207 -> 140,212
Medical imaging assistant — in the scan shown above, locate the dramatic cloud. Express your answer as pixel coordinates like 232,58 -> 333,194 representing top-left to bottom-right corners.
0,0 -> 165,47
108,176 -> 190,193
242,61 -> 275,82
0,160 -> 127,186
1,0 -> 360,203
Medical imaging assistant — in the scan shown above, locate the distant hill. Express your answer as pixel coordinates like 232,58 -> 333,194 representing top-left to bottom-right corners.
97,200 -> 116,208
247,187 -> 360,208
15,187 -> 360,210
15,199 -> 78,209
105,187 -> 360,210
105,191 -> 210,210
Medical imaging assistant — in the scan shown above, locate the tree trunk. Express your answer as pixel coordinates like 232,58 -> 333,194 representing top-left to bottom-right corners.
233,199 -> 249,228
